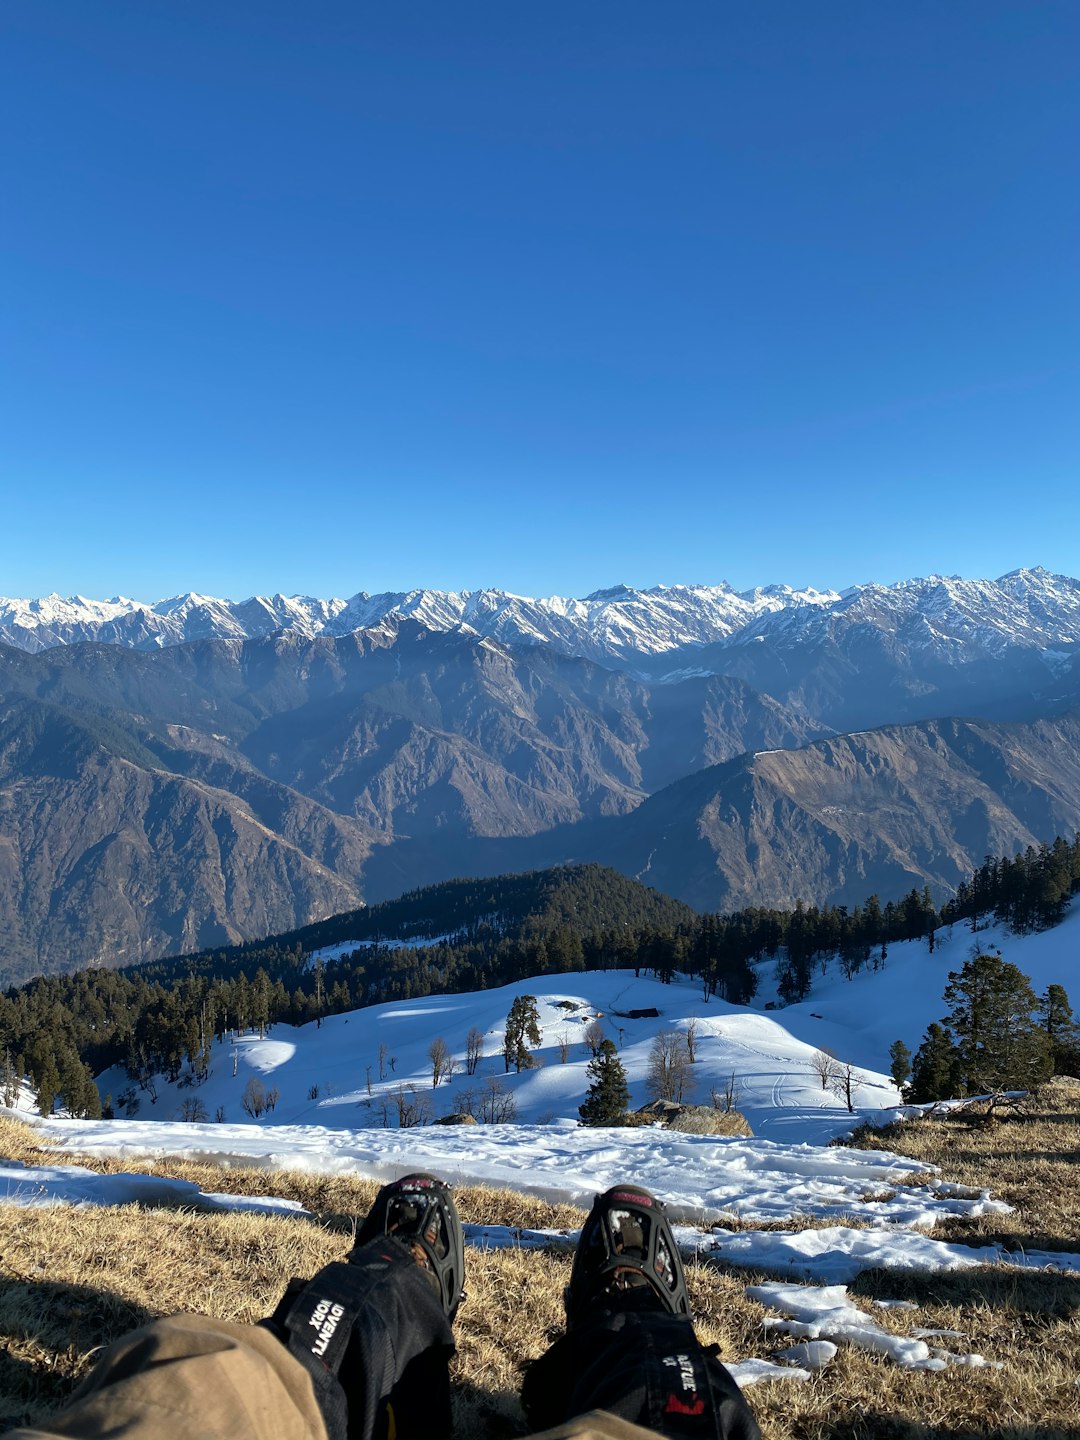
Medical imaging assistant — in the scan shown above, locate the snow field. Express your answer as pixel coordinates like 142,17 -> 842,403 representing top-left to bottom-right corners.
5,906 -> 1080,1387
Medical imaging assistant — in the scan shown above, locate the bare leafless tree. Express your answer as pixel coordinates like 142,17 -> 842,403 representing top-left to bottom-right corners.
685,1018 -> 699,1063
378,1042 -> 388,1080
428,1036 -> 450,1087
557,1030 -> 572,1063
710,1073 -> 743,1113
647,1031 -> 694,1103
478,1076 -> 517,1124
810,1048 -> 841,1091
452,1087 -> 477,1119
241,1077 -> 267,1119
465,1027 -> 484,1076
393,1084 -> 432,1128
584,1018 -> 605,1057
829,1061 -> 860,1113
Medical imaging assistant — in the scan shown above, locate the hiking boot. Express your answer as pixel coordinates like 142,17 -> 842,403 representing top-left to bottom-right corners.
354,1172 -> 466,1320
564,1183 -> 690,1327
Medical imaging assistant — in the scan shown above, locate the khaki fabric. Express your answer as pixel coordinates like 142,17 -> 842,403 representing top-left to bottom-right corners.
2,1319 -> 659,1440
5,1314 -> 328,1440
3,1316 -> 660,1440
531,1411 -> 676,1440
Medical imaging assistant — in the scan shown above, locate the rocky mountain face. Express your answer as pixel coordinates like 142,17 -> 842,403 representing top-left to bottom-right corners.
5,568 -> 1079,730
0,696 -> 374,979
679,571 -> 1080,732
0,627 -> 814,982
554,710 -> 1080,913
3,567 -> 1080,984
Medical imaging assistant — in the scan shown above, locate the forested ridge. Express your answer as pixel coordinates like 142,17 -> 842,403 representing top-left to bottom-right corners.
3,839 -> 1079,1119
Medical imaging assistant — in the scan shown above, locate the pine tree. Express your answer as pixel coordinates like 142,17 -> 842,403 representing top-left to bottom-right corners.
1,1049 -> 17,1108
1039,984 -> 1080,1076
33,1055 -> 61,1117
578,1040 -> 630,1126
888,1040 -> 912,1089
906,1023 -> 962,1103
503,995 -> 542,1073
942,952 -> 1051,1093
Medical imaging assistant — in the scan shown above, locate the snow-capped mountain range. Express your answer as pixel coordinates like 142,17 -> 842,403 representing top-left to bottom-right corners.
0,580 -> 834,660
4,568 -> 1079,670
4,564 -> 1080,981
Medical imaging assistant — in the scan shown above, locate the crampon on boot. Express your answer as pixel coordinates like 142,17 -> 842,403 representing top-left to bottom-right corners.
354,1172 -> 465,1321
565,1182 -> 690,1327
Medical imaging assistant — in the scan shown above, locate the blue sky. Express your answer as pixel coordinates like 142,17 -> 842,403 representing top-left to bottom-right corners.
2,1 -> 1077,602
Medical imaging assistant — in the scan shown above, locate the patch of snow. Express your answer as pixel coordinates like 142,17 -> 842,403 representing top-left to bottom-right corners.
0,1157 -> 311,1218
20,1113 -> 1021,1240
727,1358 -> 810,1387
747,1282 -> 1003,1372
774,1341 -> 837,1371
684,1221 -> 1064,1285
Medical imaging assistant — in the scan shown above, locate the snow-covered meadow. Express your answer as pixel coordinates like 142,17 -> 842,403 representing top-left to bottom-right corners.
51,900 -> 1080,1148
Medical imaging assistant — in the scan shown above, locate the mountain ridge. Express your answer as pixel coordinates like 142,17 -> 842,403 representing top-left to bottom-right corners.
4,566 -> 1080,982
0,629 -> 814,982
351,707 -> 1080,916
5,568 -> 1078,672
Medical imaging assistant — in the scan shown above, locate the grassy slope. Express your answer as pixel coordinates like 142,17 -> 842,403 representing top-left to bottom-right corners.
2,1087 -> 1080,1439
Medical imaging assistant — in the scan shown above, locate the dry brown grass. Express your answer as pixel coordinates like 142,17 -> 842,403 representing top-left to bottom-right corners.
0,1113 -> 53,1166
855,1078 -> 1080,1252
2,1090 -> 1080,1439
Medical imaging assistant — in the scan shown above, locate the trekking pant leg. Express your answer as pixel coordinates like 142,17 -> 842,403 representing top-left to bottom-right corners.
5,1242 -> 454,1440
263,1238 -> 455,1440
521,1301 -> 760,1440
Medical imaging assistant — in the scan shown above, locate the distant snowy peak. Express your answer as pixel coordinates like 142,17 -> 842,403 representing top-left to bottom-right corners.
1,570 -> 1079,665
736,567 -> 1080,660
0,590 -> 348,653
0,581 -> 839,659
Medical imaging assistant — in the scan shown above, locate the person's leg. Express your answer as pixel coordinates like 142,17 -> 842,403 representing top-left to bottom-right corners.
521,1185 -> 760,1440
2,1314 -> 332,1440
262,1172 -> 462,1440
6,1176 -> 462,1440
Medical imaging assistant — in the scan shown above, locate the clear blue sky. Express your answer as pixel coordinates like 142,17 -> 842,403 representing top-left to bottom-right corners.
2,1 -> 1077,602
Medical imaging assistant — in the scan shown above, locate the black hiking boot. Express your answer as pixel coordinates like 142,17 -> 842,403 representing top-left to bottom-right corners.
354,1172 -> 466,1320
564,1182 -> 690,1327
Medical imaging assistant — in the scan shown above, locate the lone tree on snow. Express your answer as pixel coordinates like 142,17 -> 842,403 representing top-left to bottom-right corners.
504,995 -> 542,1073
646,1030 -> 694,1103
810,1048 -> 841,1091
579,1039 -> 630,1126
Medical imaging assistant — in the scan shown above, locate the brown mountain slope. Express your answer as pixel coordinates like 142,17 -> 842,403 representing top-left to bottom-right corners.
577,710 -> 1080,911
0,700 -> 374,983
0,631 -> 814,981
